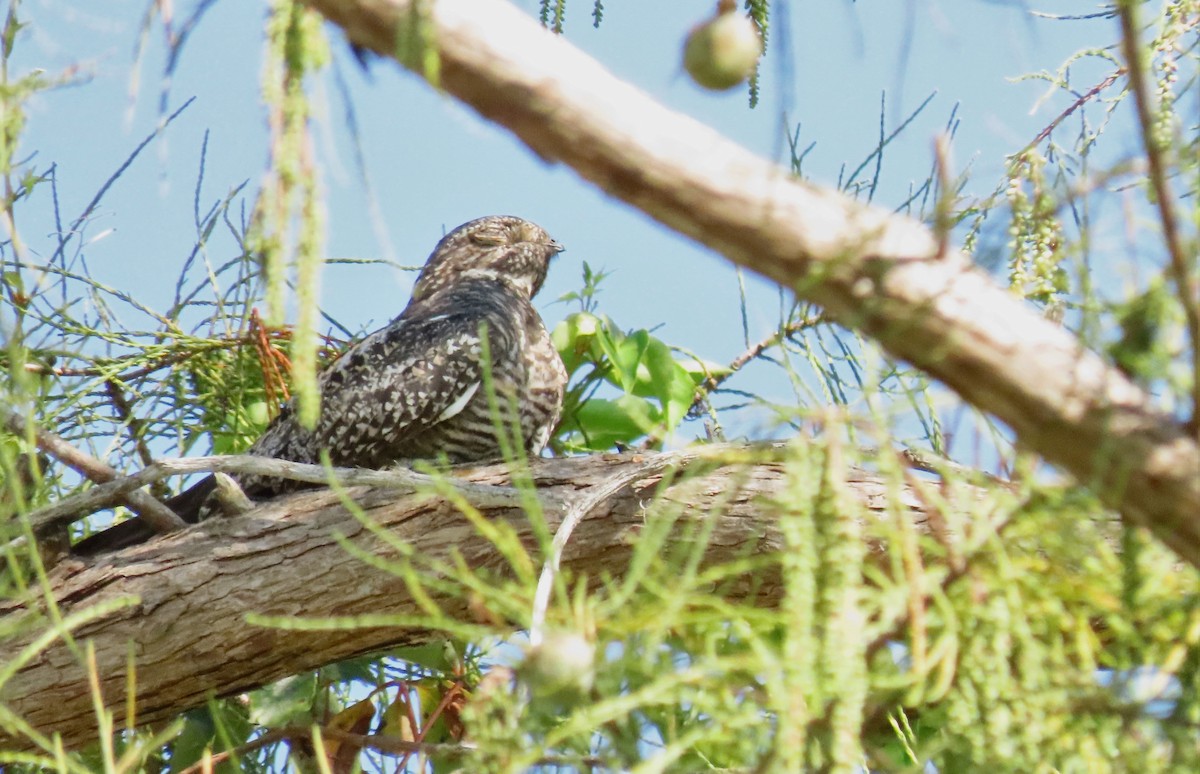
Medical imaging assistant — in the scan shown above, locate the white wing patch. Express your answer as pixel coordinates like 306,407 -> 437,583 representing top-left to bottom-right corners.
436,381 -> 481,423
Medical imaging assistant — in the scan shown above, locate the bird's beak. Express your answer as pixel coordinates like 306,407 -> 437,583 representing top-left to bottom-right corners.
550,240 -> 565,254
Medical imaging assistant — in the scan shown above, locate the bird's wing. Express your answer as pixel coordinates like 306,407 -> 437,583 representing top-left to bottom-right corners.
248,303 -> 513,470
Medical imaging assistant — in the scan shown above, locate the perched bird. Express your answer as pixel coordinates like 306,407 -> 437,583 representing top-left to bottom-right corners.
74,215 -> 567,554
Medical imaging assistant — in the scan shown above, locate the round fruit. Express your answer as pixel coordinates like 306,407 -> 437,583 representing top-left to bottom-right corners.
683,9 -> 763,91
519,630 -> 596,702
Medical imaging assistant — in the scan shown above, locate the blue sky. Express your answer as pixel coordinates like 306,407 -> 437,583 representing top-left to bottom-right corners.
9,0 -> 1125,450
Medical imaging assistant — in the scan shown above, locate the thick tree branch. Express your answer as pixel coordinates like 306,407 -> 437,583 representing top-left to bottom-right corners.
0,447 -> 927,750
300,0 -> 1200,564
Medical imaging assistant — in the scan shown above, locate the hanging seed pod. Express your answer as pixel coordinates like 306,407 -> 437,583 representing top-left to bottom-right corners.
683,0 -> 763,91
519,630 -> 596,703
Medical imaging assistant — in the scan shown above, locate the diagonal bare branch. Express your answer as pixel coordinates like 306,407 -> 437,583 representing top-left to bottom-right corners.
2,409 -> 185,534
1116,2 -> 1199,435
17,453 -> 533,543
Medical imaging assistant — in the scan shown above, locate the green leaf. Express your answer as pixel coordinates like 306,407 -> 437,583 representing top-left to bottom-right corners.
1106,278 -> 1182,382
168,701 -> 254,773
552,311 -> 602,374
165,709 -> 216,773
413,679 -> 454,744
322,654 -> 379,684
641,338 -> 697,431
249,672 -> 317,727
569,394 -> 661,450
601,328 -> 649,393
391,639 -> 464,673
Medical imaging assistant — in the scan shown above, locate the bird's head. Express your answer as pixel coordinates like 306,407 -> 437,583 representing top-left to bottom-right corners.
411,215 -> 564,301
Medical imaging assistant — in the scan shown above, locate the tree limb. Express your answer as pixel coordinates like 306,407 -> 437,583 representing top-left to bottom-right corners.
0,446 -> 926,750
299,0 -> 1200,565
18,453 -> 531,542
2,409 -> 185,534
1116,2 -> 1198,433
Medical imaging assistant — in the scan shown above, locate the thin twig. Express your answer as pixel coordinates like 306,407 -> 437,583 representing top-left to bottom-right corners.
1026,70 -> 1123,151
49,97 -> 196,269
528,452 -> 684,646
397,679 -> 467,771
1117,2 -> 1199,435
897,447 -> 1016,491
689,314 -> 825,417
211,471 -> 254,516
173,727 -> 294,774
19,453 -> 532,542
932,133 -> 954,259
3,409 -> 185,534
173,724 -> 607,774
16,335 -> 264,380
103,380 -> 165,499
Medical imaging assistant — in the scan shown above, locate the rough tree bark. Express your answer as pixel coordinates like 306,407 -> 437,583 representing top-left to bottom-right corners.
1,447 -> 929,750
298,0 -> 1200,564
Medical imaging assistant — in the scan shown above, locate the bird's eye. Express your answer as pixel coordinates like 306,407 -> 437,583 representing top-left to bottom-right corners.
469,228 -> 508,246
512,222 -> 543,244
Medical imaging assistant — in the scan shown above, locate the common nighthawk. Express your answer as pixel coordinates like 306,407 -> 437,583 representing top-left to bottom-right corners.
75,215 -> 567,554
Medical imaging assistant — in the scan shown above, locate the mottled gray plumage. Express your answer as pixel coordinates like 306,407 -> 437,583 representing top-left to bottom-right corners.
239,215 -> 566,491
75,216 -> 566,554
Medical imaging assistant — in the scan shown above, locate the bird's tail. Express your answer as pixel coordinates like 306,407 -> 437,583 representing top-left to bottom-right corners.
164,475 -> 218,523
70,475 -> 216,556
